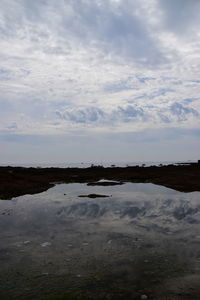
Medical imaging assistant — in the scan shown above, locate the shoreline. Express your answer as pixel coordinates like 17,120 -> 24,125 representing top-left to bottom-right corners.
0,163 -> 200,199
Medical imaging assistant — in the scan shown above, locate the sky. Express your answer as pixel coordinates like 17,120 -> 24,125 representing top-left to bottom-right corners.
0,0 -> 200,164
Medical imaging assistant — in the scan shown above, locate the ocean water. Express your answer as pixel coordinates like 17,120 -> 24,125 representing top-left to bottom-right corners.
0,181 -> 200,299
0,159 -> 196,168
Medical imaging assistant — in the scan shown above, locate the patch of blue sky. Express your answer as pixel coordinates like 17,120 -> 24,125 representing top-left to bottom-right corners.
183,98 -> 200,104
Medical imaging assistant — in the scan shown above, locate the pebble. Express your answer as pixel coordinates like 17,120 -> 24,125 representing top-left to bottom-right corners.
23,241 -> 31,245
41,242 -> 51,247
141,295 -> 148,300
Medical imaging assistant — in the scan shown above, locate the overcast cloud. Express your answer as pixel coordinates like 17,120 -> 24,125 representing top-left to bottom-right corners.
0,0 -> 200,163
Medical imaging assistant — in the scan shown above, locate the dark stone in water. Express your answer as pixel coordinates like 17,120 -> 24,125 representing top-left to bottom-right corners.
78,194 -> 111,198
87,181 -> 124,186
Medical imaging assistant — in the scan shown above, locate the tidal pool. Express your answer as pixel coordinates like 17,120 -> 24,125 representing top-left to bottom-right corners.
0,182 -> 200,300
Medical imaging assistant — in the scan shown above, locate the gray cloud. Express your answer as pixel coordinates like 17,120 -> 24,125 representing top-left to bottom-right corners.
159,0 -> 200,34
66,0 -> 167,65
56,104 -> 146,124
0,0 -> 167,65
170,103 -> 199,121
56,106 -> 105,123
113,105 -> 145,122
55,102 -> 199,125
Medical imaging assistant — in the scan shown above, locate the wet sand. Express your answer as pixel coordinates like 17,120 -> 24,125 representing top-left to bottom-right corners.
0,163 -> 200,200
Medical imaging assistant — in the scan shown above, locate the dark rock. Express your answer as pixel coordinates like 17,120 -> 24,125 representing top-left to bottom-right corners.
87,181 -> 124,186
78,194 -> 111,198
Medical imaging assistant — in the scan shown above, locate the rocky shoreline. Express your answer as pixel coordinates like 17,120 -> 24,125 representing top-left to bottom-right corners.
0,163 -> 200,199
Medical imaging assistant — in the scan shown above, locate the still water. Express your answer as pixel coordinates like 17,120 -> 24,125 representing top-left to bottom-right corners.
0,182 -> 200,300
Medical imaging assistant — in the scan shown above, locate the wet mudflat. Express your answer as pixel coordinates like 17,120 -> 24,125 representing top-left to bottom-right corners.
0,182 -> 200,299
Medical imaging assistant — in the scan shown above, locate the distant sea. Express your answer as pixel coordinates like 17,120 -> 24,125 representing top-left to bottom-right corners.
0,160 -> 197,168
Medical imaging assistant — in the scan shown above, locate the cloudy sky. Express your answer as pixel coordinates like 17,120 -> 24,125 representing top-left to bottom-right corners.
0,0 -> 200,164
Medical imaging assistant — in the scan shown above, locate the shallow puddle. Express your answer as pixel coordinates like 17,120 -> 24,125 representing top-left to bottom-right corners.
0,182 -> 200,299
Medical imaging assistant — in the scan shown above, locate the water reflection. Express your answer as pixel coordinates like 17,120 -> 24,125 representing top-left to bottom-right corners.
0,183 -> 200,299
